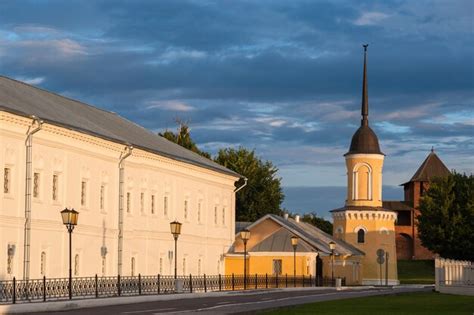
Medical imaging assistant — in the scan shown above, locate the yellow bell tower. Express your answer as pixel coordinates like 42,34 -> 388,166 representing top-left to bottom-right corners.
332,45 -> 398,285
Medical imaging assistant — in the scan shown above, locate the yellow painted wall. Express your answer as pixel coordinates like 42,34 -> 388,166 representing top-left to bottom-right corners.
225,255 -> 312,276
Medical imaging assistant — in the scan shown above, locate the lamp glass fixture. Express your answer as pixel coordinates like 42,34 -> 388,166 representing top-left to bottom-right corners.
240,229 -> 251,241
61,208 -> 79,226
170,220 -> 182,236
329,241 -> 336,250
291,235 -> 299,247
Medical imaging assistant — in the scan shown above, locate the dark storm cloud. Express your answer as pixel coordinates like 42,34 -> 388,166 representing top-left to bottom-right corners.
0,0 -> 472,190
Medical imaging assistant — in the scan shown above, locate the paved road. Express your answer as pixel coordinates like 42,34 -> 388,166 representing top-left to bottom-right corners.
36,286 -> 432,314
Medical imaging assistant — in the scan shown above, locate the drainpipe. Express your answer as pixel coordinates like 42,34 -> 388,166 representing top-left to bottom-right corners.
23,116 -> 43,280
117,145 -> 133,276
234,177 -> 248,193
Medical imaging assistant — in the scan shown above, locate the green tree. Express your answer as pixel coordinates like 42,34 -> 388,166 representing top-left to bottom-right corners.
159,120 -> 211,159
214,147 -> 284,221
417,172 -> 474,260
301,212 -> 333,235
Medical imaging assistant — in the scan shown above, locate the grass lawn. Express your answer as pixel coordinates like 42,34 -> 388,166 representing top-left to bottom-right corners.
265,292 -> 474,315
398,260 -> 435,284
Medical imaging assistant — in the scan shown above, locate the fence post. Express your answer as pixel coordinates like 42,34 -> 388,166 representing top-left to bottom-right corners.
42,276 -> 46,302
276,273 -> 278,288
189,274 -> 193,293
158,274 -> 161,294
265,273 -> 268,289
95,274 -> 98,298
254,274 -> 257,290
204,274 -> 207,293
138,274 -> 142,295
118,274 -> 121,297
302,275 -> 305,287
218,274 -> 222,291
232,273 -> 235,291
12,277 -> 16,304
285,273 -> 288,288
309,274 -> 312,287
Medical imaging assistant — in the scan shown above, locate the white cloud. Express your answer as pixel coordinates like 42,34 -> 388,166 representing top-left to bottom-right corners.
354,12 -> 390,26
146,100 -> 195,112
15,76 -> 45,85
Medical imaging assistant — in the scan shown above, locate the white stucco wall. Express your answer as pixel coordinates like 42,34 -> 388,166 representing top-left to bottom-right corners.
0,111 -> 239,280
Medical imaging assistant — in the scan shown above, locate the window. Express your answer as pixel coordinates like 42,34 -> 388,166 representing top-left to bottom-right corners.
222,207 -> 226,226
74,254 -> 80,276
197,202 -> 201,223
396,211 -> 411,226
126,192 -> 131,213
81,181 -> 87,206
272,259 -> 282,275
164,196 -> 168,216
140,192 -> 145,213
102,257 -> 106,276
131,257 -> 136,276
52,174 -> 59,201
100,185 -> 105,210
4,168 -> 10,194
198,259 -> 202,275
214,206 -> 218,225
40,251 -> 46,275
151,195 -> 155,214
33,172 -> 40,198
217,260 -> 220,274
182,257 -> 186,275
159,257 -> 163,274
357,229 -> 365,243
184,200 -> 188,220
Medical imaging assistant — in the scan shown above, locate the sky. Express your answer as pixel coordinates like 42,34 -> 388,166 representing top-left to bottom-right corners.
0,0 -> 472,218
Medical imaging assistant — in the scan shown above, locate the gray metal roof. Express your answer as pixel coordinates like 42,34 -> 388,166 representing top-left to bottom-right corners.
245,214 -> 364,256
0,76 -> 240,177
249,227 -> 315,253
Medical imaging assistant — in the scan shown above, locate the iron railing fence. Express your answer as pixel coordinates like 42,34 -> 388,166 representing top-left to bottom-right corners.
0,274 -> 345,304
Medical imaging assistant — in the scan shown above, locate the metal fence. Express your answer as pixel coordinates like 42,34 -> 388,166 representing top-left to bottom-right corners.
0,274 -> 345,304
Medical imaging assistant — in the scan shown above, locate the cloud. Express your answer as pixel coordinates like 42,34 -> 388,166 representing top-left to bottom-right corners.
146,100 -> 195,112
14,76 -> 45,85
353,11 -> 390,26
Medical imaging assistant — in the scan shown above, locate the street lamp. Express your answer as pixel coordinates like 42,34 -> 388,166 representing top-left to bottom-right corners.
170,221 -> 182,279
291,235 -> 298,287
240,229 -> 251,289
60,208 -> 79,300
329,241 -> 336,284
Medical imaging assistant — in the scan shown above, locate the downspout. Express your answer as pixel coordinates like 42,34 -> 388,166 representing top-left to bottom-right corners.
23,116 -> 43,280
117,145 -> 133,276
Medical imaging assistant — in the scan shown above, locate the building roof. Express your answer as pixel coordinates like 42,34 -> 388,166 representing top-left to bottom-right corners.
235,221 -> 252,234
0,76 -> 240,178
345,45 -> 383,156
249,227 -> 315,253
244,214 -> 364,257
382,201 -> 414,211
403,149 -> 450,184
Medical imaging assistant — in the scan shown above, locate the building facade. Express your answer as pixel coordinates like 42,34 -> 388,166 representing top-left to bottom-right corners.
0,76 -> 240,280
331,46 -> 399,285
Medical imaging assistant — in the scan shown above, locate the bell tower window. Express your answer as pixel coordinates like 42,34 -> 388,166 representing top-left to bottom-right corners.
357,229 -> 365,243
352,163 -> 372,201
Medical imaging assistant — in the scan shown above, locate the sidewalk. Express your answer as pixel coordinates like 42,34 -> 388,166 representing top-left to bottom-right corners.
0,286 -> 380,314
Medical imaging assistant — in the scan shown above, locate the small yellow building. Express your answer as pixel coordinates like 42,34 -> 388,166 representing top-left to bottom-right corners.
225,214 -> 364,285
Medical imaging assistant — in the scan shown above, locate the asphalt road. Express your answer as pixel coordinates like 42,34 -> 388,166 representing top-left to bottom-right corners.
35,286 -> 432,314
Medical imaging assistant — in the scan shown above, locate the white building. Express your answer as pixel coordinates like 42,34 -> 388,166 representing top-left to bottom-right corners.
0,76 -> 241,280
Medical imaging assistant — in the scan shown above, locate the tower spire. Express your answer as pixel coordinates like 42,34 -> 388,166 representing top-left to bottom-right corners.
361,44 -> 369,126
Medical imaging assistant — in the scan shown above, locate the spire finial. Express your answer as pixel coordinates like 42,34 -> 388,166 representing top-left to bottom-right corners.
361,44 -> 369,126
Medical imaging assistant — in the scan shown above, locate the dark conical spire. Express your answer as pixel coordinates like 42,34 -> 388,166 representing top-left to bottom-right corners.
361,44 -> 369,126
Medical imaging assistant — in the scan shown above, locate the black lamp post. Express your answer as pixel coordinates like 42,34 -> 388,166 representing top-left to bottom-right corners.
61,208 -> 79,300
240,229 -> 250,289
291,235 -> 298,286
170,221 -> 182,279
329,241 -> 336,283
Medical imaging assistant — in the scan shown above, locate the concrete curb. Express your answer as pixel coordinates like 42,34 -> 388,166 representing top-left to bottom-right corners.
0,286 -> 375,314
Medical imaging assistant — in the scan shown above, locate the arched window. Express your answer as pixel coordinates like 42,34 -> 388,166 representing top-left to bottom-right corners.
198,258 -> 202,275
353,163 -> 372,200
357,229 -> 365,243
40,251 -> 46,275
131,257 -> 136,276
74,254 -> 80,276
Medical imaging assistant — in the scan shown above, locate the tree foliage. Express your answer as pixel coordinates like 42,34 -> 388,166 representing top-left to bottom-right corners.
214,147 -> 284,222
301,212 -> 333,235
417,172 -> 474,260
159,120 -> 211,159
